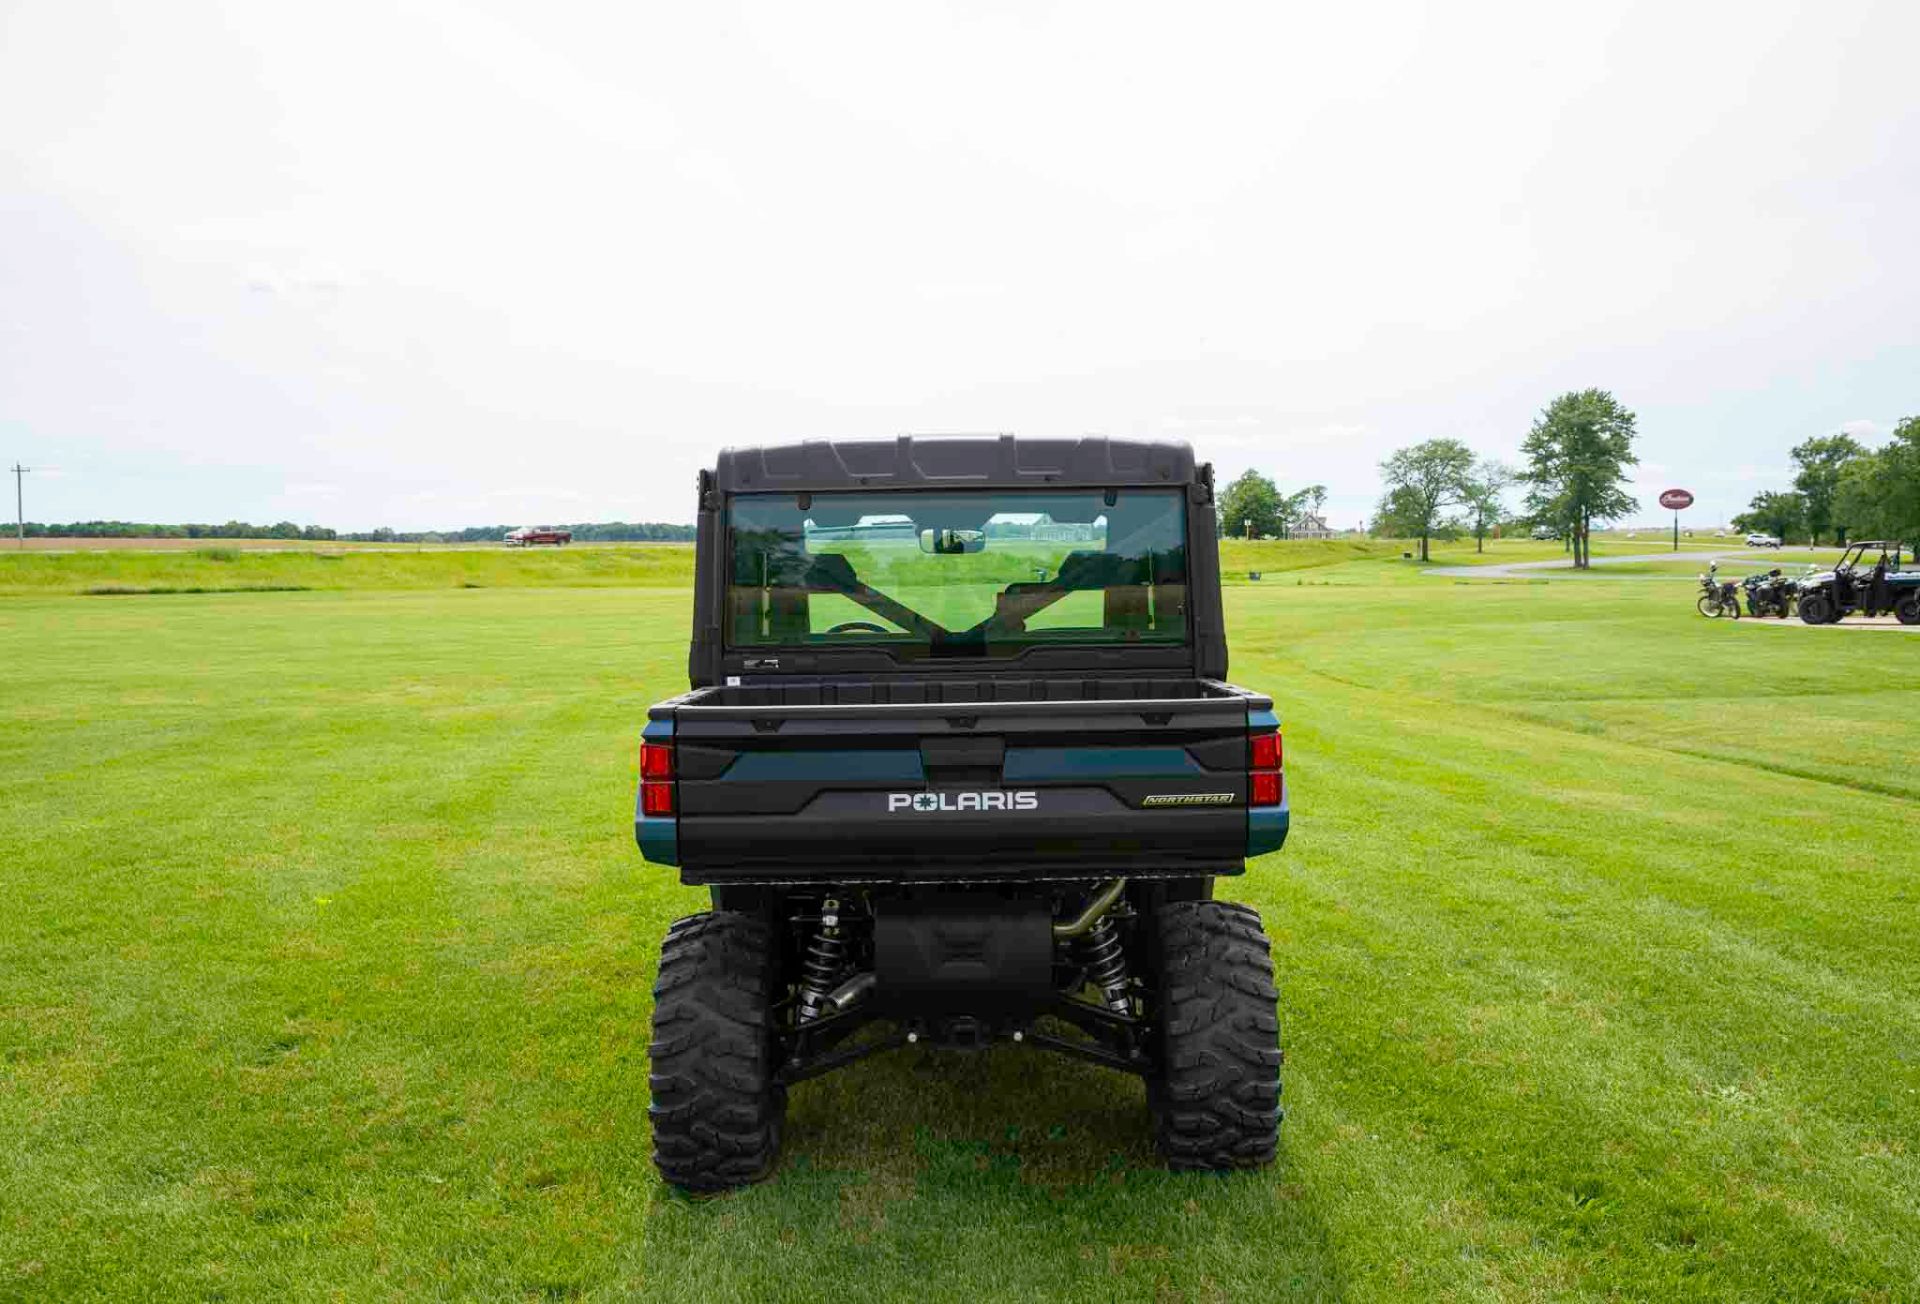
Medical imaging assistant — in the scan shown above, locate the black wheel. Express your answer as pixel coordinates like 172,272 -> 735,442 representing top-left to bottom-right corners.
1745,598 -> 1759,617
1697,595 -> 1722,618
1799,593 -> 1832,625
1146,900 -> 1282,1171
1897,595 -> 1920,626
648,911 -> 786,1191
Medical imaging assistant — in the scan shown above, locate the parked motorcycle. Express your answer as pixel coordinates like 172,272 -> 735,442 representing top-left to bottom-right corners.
1697,562 -> 1742,619
1742,567 -> 1793,618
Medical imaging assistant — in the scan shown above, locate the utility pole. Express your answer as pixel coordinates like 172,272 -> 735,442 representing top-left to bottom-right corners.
10,464 -> 28,547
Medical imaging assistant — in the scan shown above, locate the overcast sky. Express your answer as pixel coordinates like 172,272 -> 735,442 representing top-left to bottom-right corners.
3,0 -> 1915,531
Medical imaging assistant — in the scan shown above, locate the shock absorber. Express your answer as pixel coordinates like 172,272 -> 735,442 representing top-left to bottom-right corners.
1078,913 -> 1133,1015
796,897 -> 848,1025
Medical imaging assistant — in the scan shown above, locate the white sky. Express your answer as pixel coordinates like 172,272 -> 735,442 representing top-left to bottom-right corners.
2,0 -> 1915,530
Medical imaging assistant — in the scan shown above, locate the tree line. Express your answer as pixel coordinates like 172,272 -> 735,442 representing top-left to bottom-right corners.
16,520 -> 699,543
1370,389 -> 1639,566
1730,418 -> 1920,547
1217,390 -> 1641,567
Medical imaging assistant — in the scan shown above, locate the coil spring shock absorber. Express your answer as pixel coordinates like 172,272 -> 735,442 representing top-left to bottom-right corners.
796,897 -> 847,1025
1078,913 -> 1133,1015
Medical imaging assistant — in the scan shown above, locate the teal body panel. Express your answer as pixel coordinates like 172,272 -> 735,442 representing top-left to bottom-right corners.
718,750 -> 925,783
637,717 -> 678,867
1002,747 -> 1205,782
1247,707 -> 1287,858
1248,787 -> 1290,858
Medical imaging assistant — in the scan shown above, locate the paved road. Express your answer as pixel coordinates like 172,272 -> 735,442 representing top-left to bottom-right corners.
1427,550 -> 1810,579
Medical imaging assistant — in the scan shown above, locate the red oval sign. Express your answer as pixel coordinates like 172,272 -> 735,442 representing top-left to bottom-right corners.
1659,489 -> 1694,510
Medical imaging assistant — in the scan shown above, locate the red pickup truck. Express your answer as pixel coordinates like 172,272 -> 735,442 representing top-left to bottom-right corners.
505,526 -> 572,547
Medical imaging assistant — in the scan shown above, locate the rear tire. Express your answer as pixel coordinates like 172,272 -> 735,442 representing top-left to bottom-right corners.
1146,901 -> 1282,1171
1897,595 -> 1920,626
648,911 -> 786,1191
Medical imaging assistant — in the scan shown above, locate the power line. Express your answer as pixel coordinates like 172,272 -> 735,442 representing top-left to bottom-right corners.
11,464 -> 28,547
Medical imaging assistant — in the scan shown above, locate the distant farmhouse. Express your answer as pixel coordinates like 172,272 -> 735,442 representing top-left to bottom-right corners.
1291,511 -> 1334,540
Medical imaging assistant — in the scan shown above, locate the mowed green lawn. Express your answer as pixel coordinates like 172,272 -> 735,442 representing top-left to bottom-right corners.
3,564 -> 1918,1301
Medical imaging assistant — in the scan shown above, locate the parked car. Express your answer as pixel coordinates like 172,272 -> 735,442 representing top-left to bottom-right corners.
505,526 -> 572,547
637,436 -> 1285,1190
1744,533 -> 1782,549
1530,524 -> 1560,540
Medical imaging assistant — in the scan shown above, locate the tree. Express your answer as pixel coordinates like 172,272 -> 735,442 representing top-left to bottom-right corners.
1459,459 -> 1513,553
1218,469 -> 1282,540
1730,489 -> 1806,543
1376,439 -> 1475,561
1832,416 -> 1920,547
1791,433 -> 1865,544
1275,483 -> 1328,538
1520,390 -> 1639,569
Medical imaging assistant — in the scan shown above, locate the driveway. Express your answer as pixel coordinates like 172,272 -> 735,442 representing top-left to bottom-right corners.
1427,550 -> 1808,579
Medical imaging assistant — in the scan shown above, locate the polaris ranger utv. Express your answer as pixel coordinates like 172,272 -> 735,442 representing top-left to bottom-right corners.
1796,541 -> 1920,625
638,436 -> 1287,1191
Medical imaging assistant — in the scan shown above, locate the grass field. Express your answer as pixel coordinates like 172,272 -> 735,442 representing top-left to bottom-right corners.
4,552 -> 1918,1300
0,543 -> 695,596
0,534 -> 1751,597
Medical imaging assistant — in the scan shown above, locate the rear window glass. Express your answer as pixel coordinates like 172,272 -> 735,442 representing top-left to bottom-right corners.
728,489 -> 1188,657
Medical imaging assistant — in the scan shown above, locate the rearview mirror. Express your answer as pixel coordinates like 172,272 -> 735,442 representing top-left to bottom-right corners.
919,528 -> 986,555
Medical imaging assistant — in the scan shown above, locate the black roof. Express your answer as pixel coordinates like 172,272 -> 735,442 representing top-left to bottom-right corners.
712,435 -> 1199,495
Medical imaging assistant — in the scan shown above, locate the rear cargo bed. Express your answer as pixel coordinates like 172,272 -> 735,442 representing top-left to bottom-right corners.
648,677 -> 1279,884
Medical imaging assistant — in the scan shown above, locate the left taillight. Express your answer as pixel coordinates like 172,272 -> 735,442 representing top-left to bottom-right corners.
641,741 -> 675,816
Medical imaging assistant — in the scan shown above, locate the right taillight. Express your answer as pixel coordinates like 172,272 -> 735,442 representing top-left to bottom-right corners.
1249,729 -> 1282,807
641,740 -> 675,816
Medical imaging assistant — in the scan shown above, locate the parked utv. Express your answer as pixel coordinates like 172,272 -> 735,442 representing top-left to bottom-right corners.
1742,568 -> 1794,618
1797,541 -> 1920,625
637,437 -> 1287,1190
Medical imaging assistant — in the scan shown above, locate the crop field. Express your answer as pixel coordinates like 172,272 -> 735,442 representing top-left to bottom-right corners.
3,545 -> 1918,1301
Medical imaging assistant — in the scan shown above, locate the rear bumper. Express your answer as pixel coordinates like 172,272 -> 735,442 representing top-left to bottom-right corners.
660,857 -> 1236,886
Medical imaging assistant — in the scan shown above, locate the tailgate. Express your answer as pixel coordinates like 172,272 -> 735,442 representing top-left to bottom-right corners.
651,680 -> 1277,882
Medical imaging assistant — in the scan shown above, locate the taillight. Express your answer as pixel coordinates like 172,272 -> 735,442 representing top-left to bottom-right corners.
641,740 -> 675,816
1249,731 -> 1280,772
1249,729 -> 1282,807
